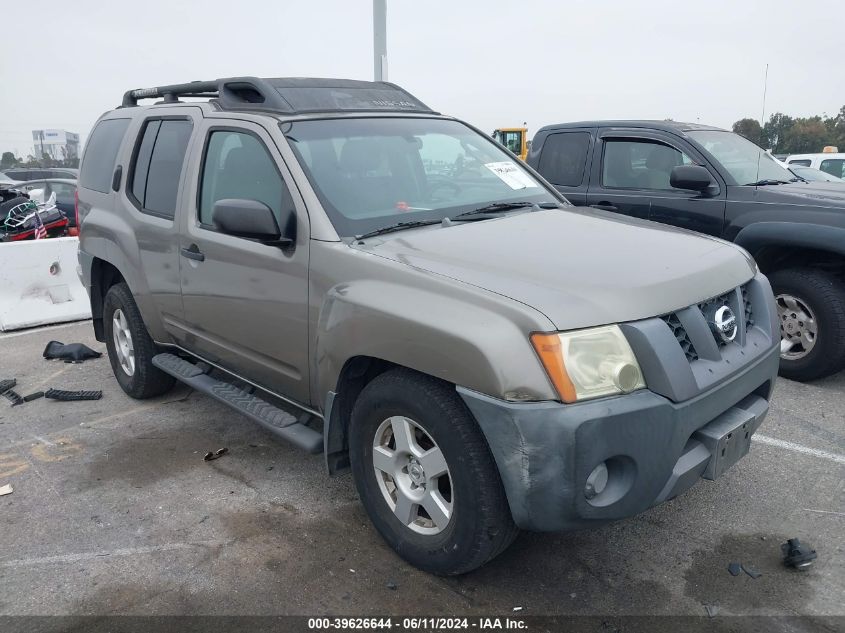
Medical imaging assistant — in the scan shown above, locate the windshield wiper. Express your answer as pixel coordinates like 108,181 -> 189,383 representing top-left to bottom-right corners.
453,201 -> 558,221
354,219 -> 442,240
745,179 -> 790,186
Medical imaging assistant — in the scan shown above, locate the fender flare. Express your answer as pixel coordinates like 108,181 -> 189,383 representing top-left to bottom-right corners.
734,222 -> 845,259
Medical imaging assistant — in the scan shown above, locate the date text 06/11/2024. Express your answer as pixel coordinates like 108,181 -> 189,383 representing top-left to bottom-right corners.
307,617 -> 528,630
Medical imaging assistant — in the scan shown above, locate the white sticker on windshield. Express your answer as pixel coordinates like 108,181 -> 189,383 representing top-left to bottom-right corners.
483,161 -> 539,190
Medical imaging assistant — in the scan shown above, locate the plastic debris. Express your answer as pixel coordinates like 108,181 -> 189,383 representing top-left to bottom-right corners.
0,379 -> 16,394
43,341 -> 102,362
704,604 -> 720,618
742,563 -> 762,579
203,448 -> 228,461
3,389 -> 24,406
512,607 -> 523,612
386,580 -> 398,591
781,538 -> 817,570
23,391 -> 44,402
0,484 -> 12,496
45,389 -> 103,401
728,562 -> 742,576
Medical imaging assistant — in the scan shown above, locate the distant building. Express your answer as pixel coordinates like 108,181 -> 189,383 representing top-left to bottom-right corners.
32,129 -> 80,161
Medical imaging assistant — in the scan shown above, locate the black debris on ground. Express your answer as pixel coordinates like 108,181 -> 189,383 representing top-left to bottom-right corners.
203,448 -> 228,461
43,341 -> 102,362
44,389 -> 103,402
386,580 -> 398,591
22,391 -> 44,402
742,563 -> 762,579
3,389 -> 24,406
781,538 -> 818,570
728,562 -> 742,577
0,378 -> 17,394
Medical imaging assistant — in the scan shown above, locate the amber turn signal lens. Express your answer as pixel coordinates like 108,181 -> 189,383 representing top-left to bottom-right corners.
530,332 -> 578,403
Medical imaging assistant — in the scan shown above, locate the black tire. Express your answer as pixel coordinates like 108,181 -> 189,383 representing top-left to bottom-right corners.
769,268 -> 845,381
349,368 -> 518,575
103,282 -> 175,399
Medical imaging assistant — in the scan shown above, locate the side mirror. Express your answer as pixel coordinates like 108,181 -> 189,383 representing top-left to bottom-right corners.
212,198 -> 294,247
670,165 -> 714,193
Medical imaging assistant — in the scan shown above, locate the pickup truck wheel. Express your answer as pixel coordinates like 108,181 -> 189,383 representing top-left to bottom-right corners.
103,283 -> 176,399
349,368 -> 518,575
770,268 -> 845,381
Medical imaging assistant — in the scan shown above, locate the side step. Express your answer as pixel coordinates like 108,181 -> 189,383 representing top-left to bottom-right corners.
152,353 -> 322,454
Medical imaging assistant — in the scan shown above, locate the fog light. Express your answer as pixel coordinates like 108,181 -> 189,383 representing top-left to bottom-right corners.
584,462 -> 609,499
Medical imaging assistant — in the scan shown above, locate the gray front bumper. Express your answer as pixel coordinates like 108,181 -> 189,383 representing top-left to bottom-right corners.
458,343 -> 779,532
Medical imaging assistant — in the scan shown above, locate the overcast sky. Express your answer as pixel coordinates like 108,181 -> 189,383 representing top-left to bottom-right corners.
0,0 -> 842,155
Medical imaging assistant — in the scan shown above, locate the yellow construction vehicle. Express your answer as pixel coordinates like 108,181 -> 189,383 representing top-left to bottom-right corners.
492,126 -> 529,161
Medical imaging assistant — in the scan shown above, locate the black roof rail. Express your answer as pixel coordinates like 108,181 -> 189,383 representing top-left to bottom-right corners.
120,76 -> 437,115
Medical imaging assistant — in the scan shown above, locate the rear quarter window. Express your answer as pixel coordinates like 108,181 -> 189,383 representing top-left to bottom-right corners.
80,118 -> 130,193
537,132 -> 591,186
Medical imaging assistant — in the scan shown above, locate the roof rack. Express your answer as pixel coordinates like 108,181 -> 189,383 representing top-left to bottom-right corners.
120,76 -> 437,115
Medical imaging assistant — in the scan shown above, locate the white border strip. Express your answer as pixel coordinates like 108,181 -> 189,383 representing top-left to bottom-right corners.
755,434 -> 845,465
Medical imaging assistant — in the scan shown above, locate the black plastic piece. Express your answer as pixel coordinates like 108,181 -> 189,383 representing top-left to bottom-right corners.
23,391 -> 44,402
742,563 -> 762,579
43,341 -> 103,362
728,562 -> 741,576
45,389 -> 103,401
3,389 -> 23,406
0,379 -> 16,394
781,538 -> 817,570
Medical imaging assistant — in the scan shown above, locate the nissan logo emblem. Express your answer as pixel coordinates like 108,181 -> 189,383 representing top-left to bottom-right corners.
712,305 -> 738,343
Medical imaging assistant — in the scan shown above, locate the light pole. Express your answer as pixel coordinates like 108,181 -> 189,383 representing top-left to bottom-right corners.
373,0 -> 387,82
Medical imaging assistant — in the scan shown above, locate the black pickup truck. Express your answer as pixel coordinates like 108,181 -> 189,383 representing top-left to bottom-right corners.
527,120 -> 845,381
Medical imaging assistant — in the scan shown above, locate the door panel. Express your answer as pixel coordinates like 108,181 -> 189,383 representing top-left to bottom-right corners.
177,121 -> 311,404
587,130 -> 726,234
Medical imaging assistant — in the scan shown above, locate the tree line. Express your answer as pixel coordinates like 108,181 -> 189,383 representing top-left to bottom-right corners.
1,151 -> 79,170
733,106 -> 845,154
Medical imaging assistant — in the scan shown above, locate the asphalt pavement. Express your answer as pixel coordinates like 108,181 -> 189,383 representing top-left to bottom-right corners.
0,321 -> 842,622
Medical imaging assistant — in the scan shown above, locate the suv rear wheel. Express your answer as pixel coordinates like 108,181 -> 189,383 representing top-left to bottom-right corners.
103,282 -> 176,399
349,368 -> 517,575
770,268 -> 845,381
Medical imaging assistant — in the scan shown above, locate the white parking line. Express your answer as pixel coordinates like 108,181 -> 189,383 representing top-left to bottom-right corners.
0,540 -> 231,568
0,319 -> 91,340
755,434 -> 845,465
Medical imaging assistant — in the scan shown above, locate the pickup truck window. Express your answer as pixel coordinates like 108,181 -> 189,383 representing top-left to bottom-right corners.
538,132 -> 590,186
199,130 -> 287,227
285,118 -> 557,237
602,140 -> 692,191
788,159 -> 812,167
820,159 -> 844,179
688,130 -> 793,186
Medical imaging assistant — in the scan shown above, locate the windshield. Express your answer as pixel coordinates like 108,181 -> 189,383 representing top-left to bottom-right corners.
285,117 -> 561,237
687,130 -> 795,185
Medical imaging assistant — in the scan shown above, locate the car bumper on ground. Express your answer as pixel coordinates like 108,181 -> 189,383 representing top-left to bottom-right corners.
457,343 -> 780,532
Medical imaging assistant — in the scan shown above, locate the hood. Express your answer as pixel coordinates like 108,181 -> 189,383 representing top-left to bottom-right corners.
360,208 -> 755,331
752,181 -> 845,208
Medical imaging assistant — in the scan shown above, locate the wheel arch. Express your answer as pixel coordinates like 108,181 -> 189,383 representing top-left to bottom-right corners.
734,222 -> 845,273
89,258 -> 126,342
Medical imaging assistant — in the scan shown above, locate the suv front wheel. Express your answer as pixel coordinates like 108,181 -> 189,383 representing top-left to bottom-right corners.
103,282 -> 176,399
770,268 -> 845,381
349,368 -> 518,575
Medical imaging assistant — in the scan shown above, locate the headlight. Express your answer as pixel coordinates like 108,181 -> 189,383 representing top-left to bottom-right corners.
531,325 -> 646,403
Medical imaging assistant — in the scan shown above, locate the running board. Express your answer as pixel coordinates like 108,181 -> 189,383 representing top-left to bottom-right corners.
152,353 -> 322,454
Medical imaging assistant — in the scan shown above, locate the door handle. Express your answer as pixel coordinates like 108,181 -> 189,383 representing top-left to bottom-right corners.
180,245 -> 205,262
590,203 -> 618,212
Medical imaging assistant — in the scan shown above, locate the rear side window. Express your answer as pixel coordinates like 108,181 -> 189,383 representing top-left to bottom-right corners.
788,159 -> 811,167
198,130 -> 286,227
80,119 -> 130,193
537,132 -> 591,186
129,119 -> 192,218
820,159 -> 845,179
